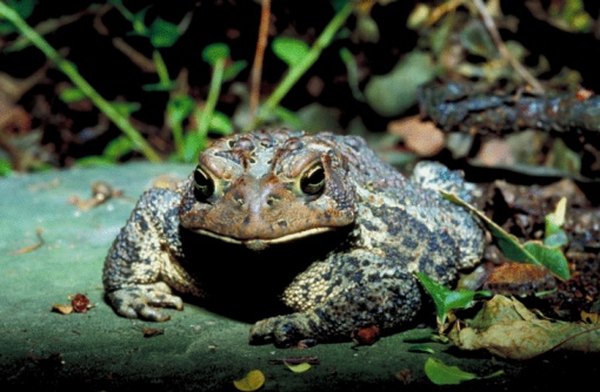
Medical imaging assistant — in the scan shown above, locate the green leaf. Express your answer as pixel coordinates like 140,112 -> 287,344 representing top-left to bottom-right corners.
59,87 -> 86,104
149,18 -> 180,48
407,4 -> 430,30
167,95 -> 195,126
544,231 -> 568,248
273,106 -> 303,128
546,197 -> 567,230
128,7 -> 150,36
415,273 -> 489,324
460,20 -> 497,59
523,242 -> 570,281
9,0 -> 35,18
202,43 -> 230,67
441,191 -> 571,281
339,48 -> 365,102
0,158 -> 12,176
547,139 -> 581,174
272,37 -> 310,67
223,60 -> 248,82
209,111 -> 234,135
550,0 -> 592,32
408,344 -> 435,354
0,0 -> 36,34
544,197 -> 569,248
364,51 -> 437,116
355,14 -> 379,43
424,357 -> 477,385
103,135 -> 134,161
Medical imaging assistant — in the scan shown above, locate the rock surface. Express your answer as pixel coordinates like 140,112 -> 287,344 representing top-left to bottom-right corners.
0,163 -> 597,391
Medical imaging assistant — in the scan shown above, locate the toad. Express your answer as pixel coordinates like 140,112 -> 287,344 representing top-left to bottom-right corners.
103,130 -> 484,345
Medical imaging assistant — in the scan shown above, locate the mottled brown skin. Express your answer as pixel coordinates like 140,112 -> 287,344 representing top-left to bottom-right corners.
103,130 -> 484,346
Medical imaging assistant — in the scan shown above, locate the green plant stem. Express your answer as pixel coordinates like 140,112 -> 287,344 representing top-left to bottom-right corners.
153,50 -> 171,86
253,2 -> 353,127
0,2 -> 161,162
185,57 -> 225,161
171,122 -> 184,157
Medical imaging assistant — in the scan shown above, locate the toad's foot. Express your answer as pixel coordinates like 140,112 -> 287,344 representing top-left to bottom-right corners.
106,282 -> 183,322
249,312 -> 321,347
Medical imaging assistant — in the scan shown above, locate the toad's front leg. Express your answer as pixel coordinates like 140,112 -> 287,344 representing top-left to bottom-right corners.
106,282 -> 183,321
103,187 -> 200,321
249,250 -> 421,346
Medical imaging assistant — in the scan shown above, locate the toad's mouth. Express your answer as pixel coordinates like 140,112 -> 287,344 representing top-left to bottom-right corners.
192,227 -> 335,251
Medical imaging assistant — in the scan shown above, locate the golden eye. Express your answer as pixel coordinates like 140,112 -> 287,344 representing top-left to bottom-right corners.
193,166 -> 214,202
300,163 -> 325,196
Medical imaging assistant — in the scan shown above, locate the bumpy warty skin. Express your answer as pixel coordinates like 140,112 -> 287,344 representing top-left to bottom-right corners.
103,130 -> 485,346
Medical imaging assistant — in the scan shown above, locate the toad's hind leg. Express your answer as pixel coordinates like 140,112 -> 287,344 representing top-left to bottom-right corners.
250,250 -> 421,346
410,161 -> 485,269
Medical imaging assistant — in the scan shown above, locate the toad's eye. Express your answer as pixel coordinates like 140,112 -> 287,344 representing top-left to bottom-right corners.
300,163 -> 325,196
193,166 -> 214,202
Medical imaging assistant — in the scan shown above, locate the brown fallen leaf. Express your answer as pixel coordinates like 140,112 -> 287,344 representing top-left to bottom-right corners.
581,311 -> 600,324
69,181 -> 124,211
388,116 -> 445,157
449,295 -> 600,360
483,263 -> 556,296
475,138 -> 515,167
52,304 -> 73,315
143,327 -> 164,338
394,368 -> 413,385
52,293 -> 94,315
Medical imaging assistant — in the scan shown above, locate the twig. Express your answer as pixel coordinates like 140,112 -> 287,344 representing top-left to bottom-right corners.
13,228 -> 45,255
253,2 -> 354,127
249,0 -> 271,122
112,38 -> 157,72
93,7 -> 157,73
0,2 -> 162,162
472,0 -> 545,94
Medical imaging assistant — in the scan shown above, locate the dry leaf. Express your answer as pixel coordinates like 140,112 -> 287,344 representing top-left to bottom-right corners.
483,263 -> 556,296
449,295 -> 600,360
581,311 -> 600,324
52,304 -> 73,315
475,138 -> 514,166
394,368 -> 413,385
143,328 -> 164,338
388,116 -> 445,157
